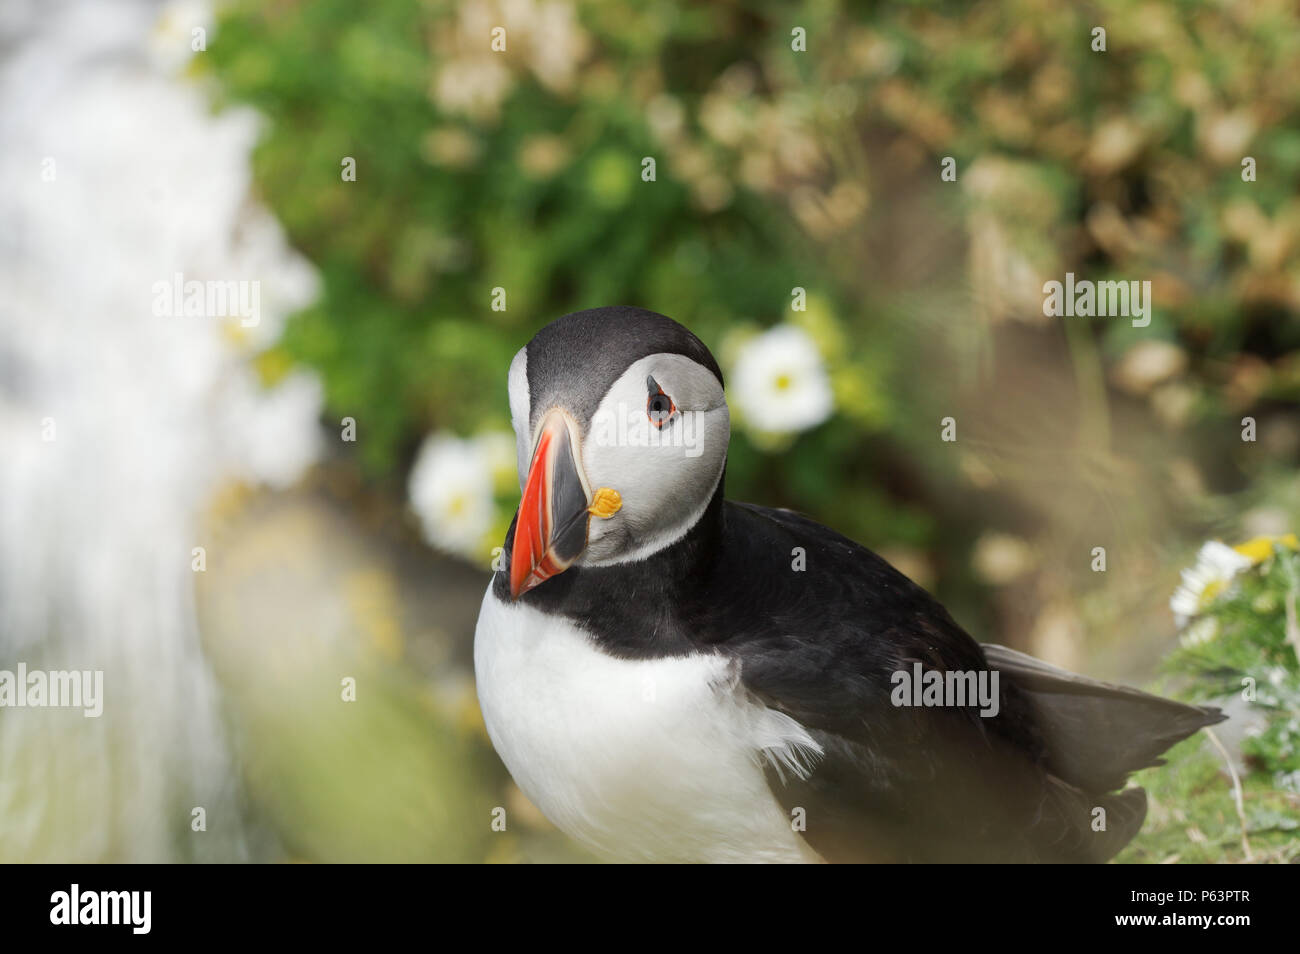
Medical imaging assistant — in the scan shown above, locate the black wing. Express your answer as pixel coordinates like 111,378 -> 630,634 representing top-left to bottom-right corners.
707,503 -> 1220,863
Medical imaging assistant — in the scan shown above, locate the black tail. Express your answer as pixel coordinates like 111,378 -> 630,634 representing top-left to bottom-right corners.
983,643 -> 1226,793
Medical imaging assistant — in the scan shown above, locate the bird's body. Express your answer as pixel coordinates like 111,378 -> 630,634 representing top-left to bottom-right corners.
476,590 -> 821,863
474,306 -> 1224,863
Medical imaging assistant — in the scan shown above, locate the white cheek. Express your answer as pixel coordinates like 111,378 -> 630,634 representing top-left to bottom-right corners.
582,407 -> 726,562
585,414 -> 693,497
576,354 -> 729,565
507,349 -> 530,491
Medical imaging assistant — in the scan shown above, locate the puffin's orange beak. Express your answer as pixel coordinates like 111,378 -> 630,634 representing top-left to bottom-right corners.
510,411 -> 593,599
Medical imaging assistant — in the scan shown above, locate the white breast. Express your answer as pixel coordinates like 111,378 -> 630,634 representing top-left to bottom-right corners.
474,585 -> 824,863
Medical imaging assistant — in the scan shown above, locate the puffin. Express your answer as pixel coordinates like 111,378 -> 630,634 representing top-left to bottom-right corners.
474,305 -> 1224,863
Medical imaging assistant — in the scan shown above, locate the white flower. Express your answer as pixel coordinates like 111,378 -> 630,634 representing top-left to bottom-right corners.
219,369 -> 325,490
730,324 -> 833,436
432,0 -> 589,118
474,430 -> 519,486
1179,617 -> 1220,647
408,433 -> 506,559
1171,541 -> 1253,628
148,0 -> 214,75
433,56 -> 513,120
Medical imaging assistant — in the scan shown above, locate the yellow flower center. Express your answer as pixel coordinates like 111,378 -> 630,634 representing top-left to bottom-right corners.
1199,579 -> 1226,607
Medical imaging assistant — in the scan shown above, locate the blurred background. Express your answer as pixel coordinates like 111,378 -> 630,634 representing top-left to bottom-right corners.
1,0 -> 1297,863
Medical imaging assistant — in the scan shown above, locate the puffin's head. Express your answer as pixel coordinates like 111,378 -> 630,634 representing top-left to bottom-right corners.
506,306 -> 729,598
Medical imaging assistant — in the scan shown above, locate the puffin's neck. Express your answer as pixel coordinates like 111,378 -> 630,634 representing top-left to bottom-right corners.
496,472 -> 729,651
632,470 -> 727,582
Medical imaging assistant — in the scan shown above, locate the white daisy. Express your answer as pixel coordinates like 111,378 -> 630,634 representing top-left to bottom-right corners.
148,0 -> 214,75
219,369 -> 325,491
1171,541 -> 1253,629
473,430 -> 520,490
730,324 -> 834,436
408,433 -> 505,560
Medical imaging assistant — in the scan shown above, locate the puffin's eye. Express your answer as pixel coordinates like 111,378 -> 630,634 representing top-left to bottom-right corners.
646,375 -> 676,429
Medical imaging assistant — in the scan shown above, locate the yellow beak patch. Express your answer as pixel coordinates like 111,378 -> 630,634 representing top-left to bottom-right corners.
587,487 -> 623,519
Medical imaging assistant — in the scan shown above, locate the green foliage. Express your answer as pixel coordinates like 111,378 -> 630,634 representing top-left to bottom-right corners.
1167,543 -> 1300,782
1117,736 -> 1297,864
1122,541 -> 1300,862
856,0 -> 1300,380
